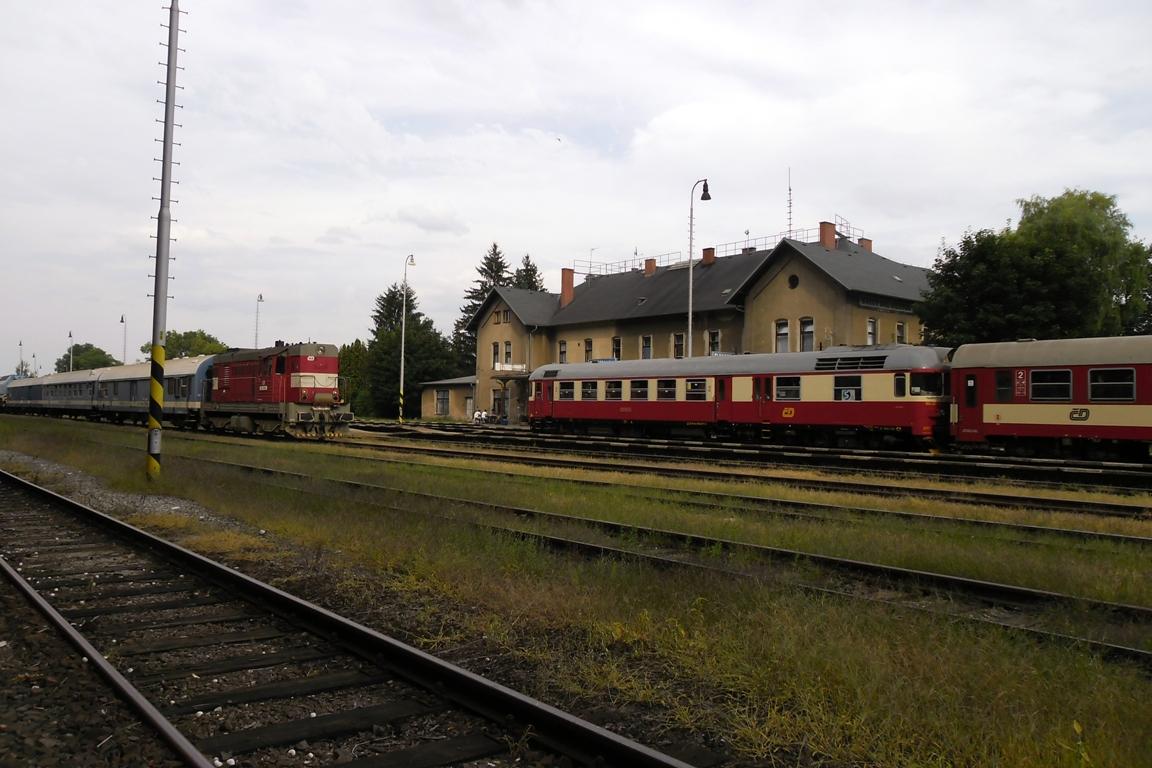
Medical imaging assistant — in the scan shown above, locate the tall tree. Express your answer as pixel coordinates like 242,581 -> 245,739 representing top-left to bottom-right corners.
512,253 -> 545,291
451,242 -> 511,372
140,329 -> 229,358
917,190 -> 1149,345
338,339 -> 371,416
366,282 -> 457,419
54,343 -> 117,372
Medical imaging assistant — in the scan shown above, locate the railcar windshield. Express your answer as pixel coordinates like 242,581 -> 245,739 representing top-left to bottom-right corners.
909,371 -> 943,396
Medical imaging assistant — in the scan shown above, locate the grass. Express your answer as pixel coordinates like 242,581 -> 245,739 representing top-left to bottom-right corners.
2,416 -> 1151,766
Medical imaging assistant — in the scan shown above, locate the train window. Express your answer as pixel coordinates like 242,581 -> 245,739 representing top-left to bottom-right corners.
716,378 -> 726,401
532,381 -> 543,399
276,357 -> 286,374
686,379 -> 707,401
910,372 -> 943,396
834,375 -> 863,402
581,381 -> 598,400
657,379 -> 677,400
630,380 -> 649,400
1089,368 -> 1135,401
180,377 -> 190,398
558,382 -> 575,400
1030,370 -> 1071,401
776,376 -> 800,400
995,370 -> 1012,402
893,373 -> 906,398
605,380 -> 622,400
965,375 -> 977,408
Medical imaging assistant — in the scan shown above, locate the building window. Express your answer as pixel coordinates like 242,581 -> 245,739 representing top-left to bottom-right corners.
866,318 -> 877,345
775,320 -> 789,353
641,335 -> 652,360
708,330 -> 720,355
611,336 -> 621,360
558,381 -> 575,400
584,338 -> 593,362
581,380 -> 598,400
1030,370 -> 1072,401
775,376 -> 801,400
502,309 -> 510,323
799,318 -> 814,352
493,312 -> 501,325
491,342 -> 499,369
630,379 -> 649,400
435,389 -> 449,416
657,379 -> 677,400
834,375 -> 863,401
895,321 -> 906,344
605,380 -> 623,400
1089,368 -> 1135,401
504,341 -> 512,364
673,333 -> 685,359
558,340 -> 567,364
686,379 -> 707,401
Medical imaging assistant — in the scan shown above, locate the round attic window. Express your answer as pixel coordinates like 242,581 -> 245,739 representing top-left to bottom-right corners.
788,274 -> 799,289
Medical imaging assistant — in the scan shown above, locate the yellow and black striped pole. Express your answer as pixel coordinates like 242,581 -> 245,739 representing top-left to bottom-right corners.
146,0 -> 181,480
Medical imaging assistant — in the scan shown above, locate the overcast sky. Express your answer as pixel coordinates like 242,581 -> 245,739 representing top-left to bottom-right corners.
2,1 -> 1150,374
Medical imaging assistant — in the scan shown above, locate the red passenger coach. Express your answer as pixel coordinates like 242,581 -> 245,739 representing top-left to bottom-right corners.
949,336 -> 1152,459
529,345 -> 950,447
202,341 -> 353,437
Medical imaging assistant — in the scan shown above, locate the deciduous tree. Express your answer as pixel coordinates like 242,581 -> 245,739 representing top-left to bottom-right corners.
54,343 -> 117,372
140,329 -> 229,358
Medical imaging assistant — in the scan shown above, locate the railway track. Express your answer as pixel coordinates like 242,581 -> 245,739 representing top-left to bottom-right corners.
155,454 -> 1152,670
360,422 -> 1152,493
0,469 -> 697,768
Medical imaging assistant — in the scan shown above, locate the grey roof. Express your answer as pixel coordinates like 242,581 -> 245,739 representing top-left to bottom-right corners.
754,238 -> 930,303
950,336 -> 1152,367
549,250 -> 772,327
420,375 -> 476,387
466,285 -> 559,332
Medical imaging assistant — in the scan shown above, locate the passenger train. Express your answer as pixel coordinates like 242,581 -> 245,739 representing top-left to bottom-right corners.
2,341 -> 353,438
527,335 -> 1152,460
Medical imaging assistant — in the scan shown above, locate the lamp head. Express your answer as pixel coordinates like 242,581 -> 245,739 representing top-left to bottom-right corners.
407,254 -> 416,266
700,180 -> 711,201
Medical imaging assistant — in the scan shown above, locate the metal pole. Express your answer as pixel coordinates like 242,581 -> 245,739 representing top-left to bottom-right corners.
255,293 -> 264,348
686,178 -> 709,359
18,340 -> 22,375
68,331 -> 73,372
399,254 -> 414,423
120,315 -> 126,364
147,0 -> 181,480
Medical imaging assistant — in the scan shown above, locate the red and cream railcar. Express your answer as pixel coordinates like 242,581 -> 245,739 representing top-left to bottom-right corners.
202,342 -> 353,437
528,345 -> 950,447
949,336 -> 1152,459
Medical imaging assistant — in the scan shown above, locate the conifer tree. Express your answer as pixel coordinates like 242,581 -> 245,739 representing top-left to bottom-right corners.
451,242 -> 511,372
512,253 -> 545,291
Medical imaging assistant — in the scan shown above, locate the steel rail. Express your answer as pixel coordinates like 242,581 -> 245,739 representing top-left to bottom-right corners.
0,469 -> 696,768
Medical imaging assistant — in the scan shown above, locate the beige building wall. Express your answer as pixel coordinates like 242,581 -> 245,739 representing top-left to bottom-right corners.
545,311 -> 745,364
473,299 -> 547,422
420,382 -> 474,421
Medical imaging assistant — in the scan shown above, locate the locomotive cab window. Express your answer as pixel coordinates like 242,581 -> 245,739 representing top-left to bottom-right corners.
685,379 -> 707,401
910,372 -> 943,396
1030,369 -> 1071,401
580,380 -> 598,400
605,380 -> 623,400
775,376 -> 800,401
558,382 -> 575,400
834,375 -> 863,402
630,380 -> 649,400
657,379 -> 677,401
276,357 -> 286,374
1089,368 -> 1135,401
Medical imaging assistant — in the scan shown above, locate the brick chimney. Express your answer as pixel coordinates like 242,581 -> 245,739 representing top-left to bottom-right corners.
858,237 -> 873,252
701,246 -> 716,266
818,221 -> 836,250
560,267 -> 575,308
643,258 -> 657,277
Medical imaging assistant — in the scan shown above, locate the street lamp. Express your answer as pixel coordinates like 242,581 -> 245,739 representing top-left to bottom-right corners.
254,294 -> 264,348
32,353 -> 38,376
68,331 -> 73,372
120,315 -> 127,365
686,178 -> 711,358
399,254 -> 415,423
18,340 -> 23,376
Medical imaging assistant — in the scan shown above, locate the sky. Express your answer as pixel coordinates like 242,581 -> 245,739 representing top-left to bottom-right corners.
2,1 -> 1150,375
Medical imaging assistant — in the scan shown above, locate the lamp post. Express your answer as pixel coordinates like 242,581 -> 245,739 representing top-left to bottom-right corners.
68,331 -> 73,372
399,254 -> 415,423
32,353 -> 38,377
120,315 -> 127,365
254,294 -> 264,348
686,178 -> 711,358
18,340 -> 23,376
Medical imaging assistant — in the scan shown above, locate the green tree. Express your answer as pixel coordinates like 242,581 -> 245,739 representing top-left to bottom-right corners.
918,190 -> 1149,345
451,242 -> 511,373
14,359 -> 32,377
140,329 -> 229,358
512,252 -> 545,291
367,282 -> 457,419
338,339 -> 371,416
54,343 -> 117,372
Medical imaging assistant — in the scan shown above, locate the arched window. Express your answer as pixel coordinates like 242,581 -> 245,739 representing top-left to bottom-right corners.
799,317 -> 814,352
775,320 -> 790,353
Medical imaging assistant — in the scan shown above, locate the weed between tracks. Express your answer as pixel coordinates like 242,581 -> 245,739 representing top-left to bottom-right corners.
2,416 -> 1150,767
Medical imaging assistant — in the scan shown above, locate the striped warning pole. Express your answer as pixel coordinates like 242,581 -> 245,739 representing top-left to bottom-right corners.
147,0 -> 182,480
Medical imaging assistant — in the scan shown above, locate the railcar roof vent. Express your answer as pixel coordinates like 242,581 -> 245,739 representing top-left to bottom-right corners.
543,369 -> 560,378
814,354 -> 888,371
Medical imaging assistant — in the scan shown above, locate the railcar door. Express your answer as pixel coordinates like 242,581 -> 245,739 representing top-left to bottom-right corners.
952,372 -> 982,438
756,375 -> 773,423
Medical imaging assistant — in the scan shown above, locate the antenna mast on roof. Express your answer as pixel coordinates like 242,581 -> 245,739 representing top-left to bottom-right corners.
787,167 -> 794,236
